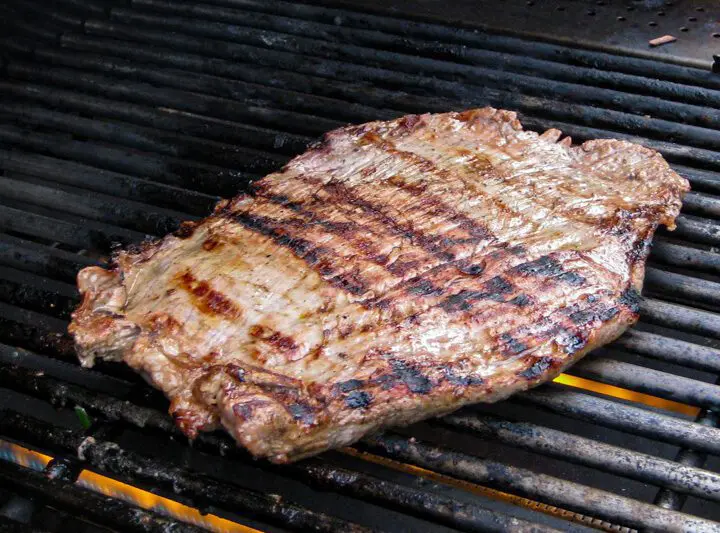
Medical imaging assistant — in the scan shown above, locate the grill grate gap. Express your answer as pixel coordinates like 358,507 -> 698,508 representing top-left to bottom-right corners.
1,0 -> 719,531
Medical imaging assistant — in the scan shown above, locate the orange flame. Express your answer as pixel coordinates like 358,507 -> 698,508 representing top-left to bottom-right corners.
0,441 -> 259,533
554,373 -> 700,417
0,371 -> 700,533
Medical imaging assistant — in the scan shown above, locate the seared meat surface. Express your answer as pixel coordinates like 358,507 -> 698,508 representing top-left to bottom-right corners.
70,108 -> 688,463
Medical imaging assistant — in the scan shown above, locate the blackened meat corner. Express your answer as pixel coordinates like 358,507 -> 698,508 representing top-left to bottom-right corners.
69,108 -> 689,463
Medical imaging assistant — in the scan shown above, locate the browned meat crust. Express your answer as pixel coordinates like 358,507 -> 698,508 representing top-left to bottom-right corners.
69,108 -> 688,463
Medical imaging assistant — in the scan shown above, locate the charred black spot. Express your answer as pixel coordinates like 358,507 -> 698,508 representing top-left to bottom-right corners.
337,379 -> 364,392
514,256 -> 562,277
557,271 -> 586,286
509,294 -> 531,307
440,276 -> 515,311
267,194 -> 303,212
318,220 -> 355,233
618,288 -> 641,314
444,368 -> 484,386
485,276 -> 513,294
628,234 -> 653,262
345,391 -> 372,409
374,374 -> 397,390
456,261 -> 485,276
287,402 -> 315,425
569,309 -> 593,325
556,330 -> 587,354
483,276 -> 513,301
329,272 -> 368,296
232,367 -> 246,382
500,333 -> 528,355
391,360 -> 432,394
519,356 -> 553,379
407,279 -> 444,297
439,290 -> 478,312
599,306 -> 620,321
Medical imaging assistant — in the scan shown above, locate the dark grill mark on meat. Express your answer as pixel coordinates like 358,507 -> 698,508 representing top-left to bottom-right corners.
318,180 -> 494,267
266,194 -> 303,212
337,379 -> 364,392
345,391 -> 372,409
287,402 -> 316,425
329,269 -> 369,296
175,271 -> 243,320
440,290 -> 479,312
456,260 -> 485,276
407,278 -> 444,297
556,330 -> 587,354
514,255 -> 586,287
249,324 -> 298,353
391,360 -> 432,394
514,256 -> 563,277
385,174 -> 491,240
618,287 -> 642,314
444,368 -> 484,386
519,357 -> 554,379
231,212 -> 371,296
557,271 -> 586,286
627,227 -> 655,263
500,333 -> 528,355
70,109 -> 688,464
439,275 -> 514,312
483,276 -> 514,300
509,294 -> 532,307
569,306 -> 620,326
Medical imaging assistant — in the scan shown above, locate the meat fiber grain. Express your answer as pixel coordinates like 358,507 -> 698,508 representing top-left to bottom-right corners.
70,108 -> 688,463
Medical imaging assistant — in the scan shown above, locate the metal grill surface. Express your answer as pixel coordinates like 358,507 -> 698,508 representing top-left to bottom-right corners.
0,1 -> 719,531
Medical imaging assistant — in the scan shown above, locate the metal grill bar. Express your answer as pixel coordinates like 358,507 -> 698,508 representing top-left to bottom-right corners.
520,388 -> 720,456
0,412 -> 375,533
440,411 -> 720,503
71,17 -> 720,154
119,1 -> 720,127
128,0 -> 719,107
8,33 -> 720,171
650,241 -> 720,275
654,409 -> 720,511
361,432 -> 719,532
614,330 -> 720,374
195,0 -> 720,89
640,298 -> 720,339
0,103 -> 284,174
0,233 -> 96,283
570,358 -> 720,410
644,267 -> 720,309
0,80 -> 312,155
2,358 -> 719,530
0,459 -> 207,533
1,0 -> 720,529
0,408 -> 560,533
0,149 -> 218,216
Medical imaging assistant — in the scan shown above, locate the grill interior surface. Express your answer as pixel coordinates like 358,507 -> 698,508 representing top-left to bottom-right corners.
1,1 -> 720,531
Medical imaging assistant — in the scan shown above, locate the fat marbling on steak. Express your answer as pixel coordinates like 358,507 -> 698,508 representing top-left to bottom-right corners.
70,108 -> 689,463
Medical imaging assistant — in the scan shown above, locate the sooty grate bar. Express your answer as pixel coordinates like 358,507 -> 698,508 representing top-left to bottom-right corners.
0,0 -> 719,531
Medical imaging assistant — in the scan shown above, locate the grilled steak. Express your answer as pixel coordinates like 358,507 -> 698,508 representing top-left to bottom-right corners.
70,108 -> 688,463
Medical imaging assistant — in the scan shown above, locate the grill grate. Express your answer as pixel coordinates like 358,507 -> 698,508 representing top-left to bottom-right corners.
1,0 -> 720,531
